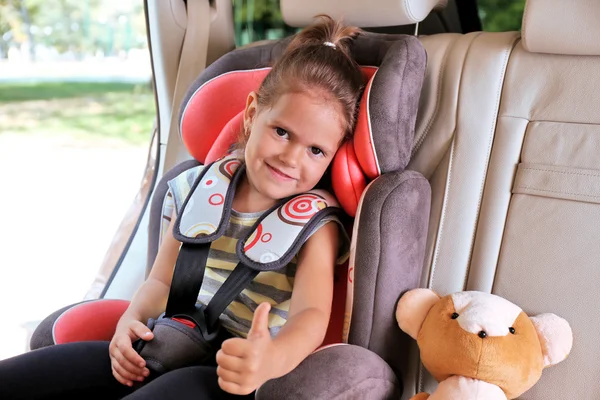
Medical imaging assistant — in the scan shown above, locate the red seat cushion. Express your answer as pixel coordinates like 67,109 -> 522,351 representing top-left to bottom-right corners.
205,110 -> 245,164
53,299 -> 130,344
181,69 -> 270,164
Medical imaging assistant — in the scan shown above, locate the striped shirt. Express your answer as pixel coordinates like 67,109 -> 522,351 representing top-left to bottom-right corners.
168,165 -> 349,338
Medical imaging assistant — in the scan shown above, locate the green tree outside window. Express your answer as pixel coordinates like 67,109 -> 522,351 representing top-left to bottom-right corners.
233,0 -> 298,46
477,0 -> 526,32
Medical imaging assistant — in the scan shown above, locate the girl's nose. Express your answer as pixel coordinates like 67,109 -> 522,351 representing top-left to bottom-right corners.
280,144 -> 302,167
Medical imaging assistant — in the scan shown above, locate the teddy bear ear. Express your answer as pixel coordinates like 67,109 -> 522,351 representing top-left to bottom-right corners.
529,313 -> 573,367
396,289 -> 440,340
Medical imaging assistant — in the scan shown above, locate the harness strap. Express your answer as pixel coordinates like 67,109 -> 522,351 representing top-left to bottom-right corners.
165,242 -> 211,318
165,243 -> 260,333
205,263 -> 259,330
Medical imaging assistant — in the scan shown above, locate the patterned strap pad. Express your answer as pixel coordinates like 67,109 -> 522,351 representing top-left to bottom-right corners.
173,155 -> 343,270
173,156 -> 243,243
237,190 -> 342,271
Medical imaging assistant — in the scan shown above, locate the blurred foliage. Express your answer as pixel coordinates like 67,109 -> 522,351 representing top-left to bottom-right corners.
0,82 -> 154,144
0,0 -> 147,59
477,0 -> 526,32
0,81 -> 148,102
233,0 -> 298,46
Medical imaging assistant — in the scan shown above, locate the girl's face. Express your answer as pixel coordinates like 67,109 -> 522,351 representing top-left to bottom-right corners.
242,90 -> 345,204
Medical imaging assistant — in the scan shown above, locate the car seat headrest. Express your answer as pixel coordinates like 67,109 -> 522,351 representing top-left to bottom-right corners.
179,33 -> 426,216
522,0 -> 600,56
280,0 -> 448,28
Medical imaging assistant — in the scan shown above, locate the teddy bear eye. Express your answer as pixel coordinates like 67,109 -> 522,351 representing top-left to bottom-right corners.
451,313 -> 459,319
509,327 -> 516,334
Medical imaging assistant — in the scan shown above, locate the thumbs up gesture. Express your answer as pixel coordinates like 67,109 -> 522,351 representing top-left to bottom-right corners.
216,303 -> 280,395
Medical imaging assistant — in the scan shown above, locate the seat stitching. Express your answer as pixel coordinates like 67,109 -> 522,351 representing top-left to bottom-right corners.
428,33 -> 482,290
419,139 -> 456,394
490,119 -> 530,293
463,35 -> 516,291
516,186 -> 600,199
522,167 -> 600,179
344,180 -> 376,344
412,35 -> 460,156
503,115 -> 600,126
344,144 -> 362,208
428,138 -> 455,289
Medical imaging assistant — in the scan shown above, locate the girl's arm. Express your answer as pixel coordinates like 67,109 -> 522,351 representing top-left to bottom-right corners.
270,221 -> 339,372
216,221 -> 340,394
118,209 -> 181,325
109,210 -> 181,386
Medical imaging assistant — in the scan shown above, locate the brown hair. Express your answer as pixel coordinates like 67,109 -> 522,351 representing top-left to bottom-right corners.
236,15 -> 364,150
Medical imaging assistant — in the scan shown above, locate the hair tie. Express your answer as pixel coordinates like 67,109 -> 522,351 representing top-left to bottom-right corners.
323,41 -> 336,49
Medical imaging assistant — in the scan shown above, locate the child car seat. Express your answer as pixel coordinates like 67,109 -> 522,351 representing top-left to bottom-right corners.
30,31 -> 430,398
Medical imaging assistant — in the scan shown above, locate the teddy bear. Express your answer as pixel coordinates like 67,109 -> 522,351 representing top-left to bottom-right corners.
396,289 -> 573,400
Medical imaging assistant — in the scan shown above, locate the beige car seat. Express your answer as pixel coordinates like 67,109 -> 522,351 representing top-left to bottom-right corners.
404,0 -> 599,398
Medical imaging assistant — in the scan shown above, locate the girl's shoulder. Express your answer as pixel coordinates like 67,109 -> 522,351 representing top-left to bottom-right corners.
167,165 -> 206,214
306,213 -> 351,265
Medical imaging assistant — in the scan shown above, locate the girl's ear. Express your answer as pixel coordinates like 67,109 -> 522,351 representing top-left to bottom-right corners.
243,91 -> 259,134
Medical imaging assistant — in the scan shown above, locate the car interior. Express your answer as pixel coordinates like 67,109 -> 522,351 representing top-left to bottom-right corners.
26,0 -> 599,398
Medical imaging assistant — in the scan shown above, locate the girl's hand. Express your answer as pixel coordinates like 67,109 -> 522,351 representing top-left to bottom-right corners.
109,319 -> 154,387
216,303 -> 280,395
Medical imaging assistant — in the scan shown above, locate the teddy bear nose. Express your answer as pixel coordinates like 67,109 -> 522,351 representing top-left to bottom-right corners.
478,330 -> 487,339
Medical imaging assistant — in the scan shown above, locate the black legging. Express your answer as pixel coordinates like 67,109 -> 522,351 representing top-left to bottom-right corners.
0,341 -> 254,400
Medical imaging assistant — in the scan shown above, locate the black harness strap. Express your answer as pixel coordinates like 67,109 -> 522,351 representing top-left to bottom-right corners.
165,242 -> 211,318
205,263 -> 259,330
165,242 -> 259,334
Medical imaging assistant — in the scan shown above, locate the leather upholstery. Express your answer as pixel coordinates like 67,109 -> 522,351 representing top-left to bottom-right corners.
281,0 -> 447,28
402,0 -> 600,397
522,0 -> 600,55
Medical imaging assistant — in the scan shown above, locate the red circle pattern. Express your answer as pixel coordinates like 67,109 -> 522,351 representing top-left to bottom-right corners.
244,223 -> 263,251
285,195 -> 319,220
219,159 -> 242,180
209,193 -> 224,206
278,194 -> 327,226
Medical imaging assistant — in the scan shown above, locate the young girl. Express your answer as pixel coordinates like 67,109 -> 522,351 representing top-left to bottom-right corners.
0,16 -> 364,399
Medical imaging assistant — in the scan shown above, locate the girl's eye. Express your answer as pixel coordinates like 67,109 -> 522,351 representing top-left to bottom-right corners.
275,127 -> 288,138
310,147 -> 323,156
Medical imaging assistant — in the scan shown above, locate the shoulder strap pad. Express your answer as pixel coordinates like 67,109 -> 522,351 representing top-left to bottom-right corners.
237,190 -> 343,271
173,155 -> 244,243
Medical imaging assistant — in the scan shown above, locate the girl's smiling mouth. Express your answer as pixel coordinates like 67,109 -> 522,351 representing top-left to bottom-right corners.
266,163 -> 297,181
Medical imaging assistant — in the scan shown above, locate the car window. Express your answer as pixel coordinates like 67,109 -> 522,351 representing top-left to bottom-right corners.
0,0 -> 155,360
232,0 -> 299,46
478,0 -> 526,32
